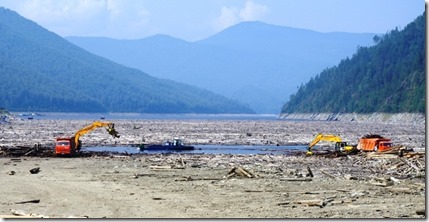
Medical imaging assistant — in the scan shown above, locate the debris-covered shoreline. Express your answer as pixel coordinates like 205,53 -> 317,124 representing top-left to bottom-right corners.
0,117 -> 425,154
0,117 -> 425,218
0,152 -> 425,218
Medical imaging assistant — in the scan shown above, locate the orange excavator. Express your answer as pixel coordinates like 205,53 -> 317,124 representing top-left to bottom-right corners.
55,121 -> 120,156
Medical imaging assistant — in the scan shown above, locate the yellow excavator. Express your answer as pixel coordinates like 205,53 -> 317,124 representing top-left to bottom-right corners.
306,133 -> 357,155
55,121 -> 120,156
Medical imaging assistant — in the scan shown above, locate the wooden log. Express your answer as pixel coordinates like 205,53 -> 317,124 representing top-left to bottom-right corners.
277,202 -> 290,206
306,166 -> 314,178
9,210 -> 45,218
226,172 -> 236,179
244,190 -> 273,193
24,148 -> 35,156
389,177 -> 401,184
237,166 -> 253,178
387,187 -> 414,194
133,173 -> 156,178
7,209 -> 89,218
149,165 -> 172,170
175,176 -> 223,181
370,181 -> 394,187
15,199 -> 40,204
400,158 -> 421,172
292,199 -> 324,207
320,170 -> 336,179
178,154 -> 185,167
227,167 -> 237,175
280,177 -> 312,182
416,209 -> 425,216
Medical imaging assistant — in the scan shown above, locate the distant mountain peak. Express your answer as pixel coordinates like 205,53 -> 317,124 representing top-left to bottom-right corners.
0,7 -> 253,114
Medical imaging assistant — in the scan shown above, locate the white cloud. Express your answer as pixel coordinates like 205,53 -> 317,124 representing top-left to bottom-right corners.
213,0 -> 269,31
5,0 -> 151,38
214,6 -> 240,31
239,1 -> 269,21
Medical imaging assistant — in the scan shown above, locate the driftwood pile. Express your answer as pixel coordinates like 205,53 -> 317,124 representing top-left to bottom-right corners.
0,144 -> 54,157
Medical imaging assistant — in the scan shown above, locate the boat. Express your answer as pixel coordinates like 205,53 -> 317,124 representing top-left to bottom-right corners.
139,138 -> 195,151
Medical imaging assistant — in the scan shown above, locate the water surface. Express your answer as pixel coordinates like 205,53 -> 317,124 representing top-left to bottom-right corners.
83,144 -> 308,155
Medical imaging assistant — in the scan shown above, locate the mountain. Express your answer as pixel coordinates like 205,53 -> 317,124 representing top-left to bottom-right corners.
281,13 -> 425,114
66,22 -> 377,114
0,7 -> 253,114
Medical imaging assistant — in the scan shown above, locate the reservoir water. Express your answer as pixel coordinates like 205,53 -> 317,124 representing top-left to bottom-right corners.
83,144 -> 308,155
18,112 -> 309,155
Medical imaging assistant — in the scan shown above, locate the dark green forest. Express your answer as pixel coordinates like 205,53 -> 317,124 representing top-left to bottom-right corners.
282,12 -> 425,114
0,7 -> 253,114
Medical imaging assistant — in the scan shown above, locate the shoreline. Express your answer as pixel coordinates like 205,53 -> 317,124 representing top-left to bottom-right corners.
280,112 -> 425,124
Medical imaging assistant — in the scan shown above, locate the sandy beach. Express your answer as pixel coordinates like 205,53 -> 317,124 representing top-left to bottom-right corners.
0,117 -> 425,218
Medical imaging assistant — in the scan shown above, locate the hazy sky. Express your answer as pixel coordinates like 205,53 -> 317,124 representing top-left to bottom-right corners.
0,0 -> 424,41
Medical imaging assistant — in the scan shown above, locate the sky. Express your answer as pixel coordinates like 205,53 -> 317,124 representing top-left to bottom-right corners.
0,0 -> 425,41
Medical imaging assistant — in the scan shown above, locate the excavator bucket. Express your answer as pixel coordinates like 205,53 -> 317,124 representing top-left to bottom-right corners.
107,124 -> 120,138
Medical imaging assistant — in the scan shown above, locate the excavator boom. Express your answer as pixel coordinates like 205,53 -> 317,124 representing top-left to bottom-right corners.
74,121 -> 120,148
307,133 -> 343,155
308,133 -> 342,149
55,121 -> 120,156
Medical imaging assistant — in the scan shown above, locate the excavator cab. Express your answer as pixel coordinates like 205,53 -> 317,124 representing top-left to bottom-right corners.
307,133 -> 357,155
335,142 -> 347,152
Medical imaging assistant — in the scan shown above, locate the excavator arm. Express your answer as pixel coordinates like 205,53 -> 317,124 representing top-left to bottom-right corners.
74,121 -> 120,149
307,133 -> 342,155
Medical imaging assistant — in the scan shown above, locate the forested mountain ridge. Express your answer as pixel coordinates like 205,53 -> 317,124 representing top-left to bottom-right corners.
281,12 -> 425,114
66,22 -> 376,114
0,7 -> 253,114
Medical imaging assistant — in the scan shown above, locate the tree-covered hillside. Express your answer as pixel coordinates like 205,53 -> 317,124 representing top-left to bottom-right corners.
0,7 -> 253,114
282,12 -> 425,114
